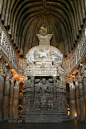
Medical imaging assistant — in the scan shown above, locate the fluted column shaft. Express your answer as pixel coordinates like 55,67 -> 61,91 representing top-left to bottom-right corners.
13,81 -> 19,119
83,69 -> 86,122
53,77 -> 57,111
70,82 -> 76,119
0,69 -> 4,121
75,78 -> 80,120
9,80 -> 14,119
78,75 -> 85,121
3,73 -> 10,120
30,77 -> 34,111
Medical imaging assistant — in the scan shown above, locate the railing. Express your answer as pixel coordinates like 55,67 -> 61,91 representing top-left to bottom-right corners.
62,27 -> 86,77
0,26 -> 26,75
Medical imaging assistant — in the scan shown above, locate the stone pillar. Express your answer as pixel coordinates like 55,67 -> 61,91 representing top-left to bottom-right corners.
69,81 -> 76,119
3,71 -> 10,120
53,77 -> 57,97
0,65 -> 4,121
78,74 -> 85,121
31,77 -> 35,96
75,78 -> 80,120
53,77 -> 57,111
30,77 -> 34,111
64,88 -> 67,112
22,76 -> 28,114
83,69 -> 86,122
9,79 -> 14,120
13,81 -> 19,119
63,81 -> 67,112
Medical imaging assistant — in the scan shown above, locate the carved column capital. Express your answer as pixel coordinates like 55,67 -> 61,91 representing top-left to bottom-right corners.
18,78 -> 24,83
76,70 -> 82,83
0,67 -> 5,77
78,75 -> 82,83
71,74 -> 76,82
5,68 -> 12,82
0,54 -> 2,59
53,76 -> 57,82
66,76 -> 75,89
5,63 -> 9,67
75,78 -> 79,87
84,70 -> 86,78
5,72 -> 10,81
0,68 -> 3,76
11,79 -> 14,83
31,76 -> 35,80
82,65 -> 86,78
65,77 -> 72,84
69,82 -> 75,89
24,76 -> 28,81
76,69 -> 79,73
81,65 -> 86,76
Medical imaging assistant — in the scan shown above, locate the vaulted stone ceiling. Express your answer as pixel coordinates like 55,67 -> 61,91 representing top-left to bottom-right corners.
0,0 -> 85,57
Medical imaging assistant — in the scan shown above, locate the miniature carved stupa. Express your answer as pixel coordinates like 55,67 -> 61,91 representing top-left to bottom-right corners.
22,26 -> 68,123
25,25 -> 63,77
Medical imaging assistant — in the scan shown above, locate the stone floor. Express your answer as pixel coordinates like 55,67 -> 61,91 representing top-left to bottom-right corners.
0,120 -> 86,129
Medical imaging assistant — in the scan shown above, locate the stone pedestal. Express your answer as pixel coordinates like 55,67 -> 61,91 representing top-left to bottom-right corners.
22,78 -> 68,123
22,26 -> 68,123
24,112 -> 68,123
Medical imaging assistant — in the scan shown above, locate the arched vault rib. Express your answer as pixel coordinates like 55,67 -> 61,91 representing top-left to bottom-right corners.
19,9 -> 71,50
48,14 -> 70,53
18,7 -> 73,51
8,0 -> 74,46
23,16 -> 42,57
20,15 -> 42,54
14,0 -> 74,47
12,2 -> 42,33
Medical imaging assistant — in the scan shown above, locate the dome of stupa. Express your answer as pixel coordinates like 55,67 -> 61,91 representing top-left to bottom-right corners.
26,26 -> 63,66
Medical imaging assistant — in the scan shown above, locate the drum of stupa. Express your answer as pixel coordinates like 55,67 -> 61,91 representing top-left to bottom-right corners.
25,26 -> 63,77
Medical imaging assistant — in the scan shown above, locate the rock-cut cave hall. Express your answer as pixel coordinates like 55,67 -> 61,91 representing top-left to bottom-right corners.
0,0 -> 86,125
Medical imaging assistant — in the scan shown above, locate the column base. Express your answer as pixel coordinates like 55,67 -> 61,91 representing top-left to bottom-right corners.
8,119 -> 22,123
76,117 -> 79,120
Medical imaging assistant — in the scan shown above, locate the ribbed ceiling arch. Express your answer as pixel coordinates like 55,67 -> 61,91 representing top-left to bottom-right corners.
0,0 -> 85,57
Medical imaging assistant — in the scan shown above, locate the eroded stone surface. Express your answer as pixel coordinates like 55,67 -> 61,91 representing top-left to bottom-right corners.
22,26 -> 67,123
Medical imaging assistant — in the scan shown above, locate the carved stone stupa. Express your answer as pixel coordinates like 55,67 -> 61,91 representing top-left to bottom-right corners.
22,26 -> 68,123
